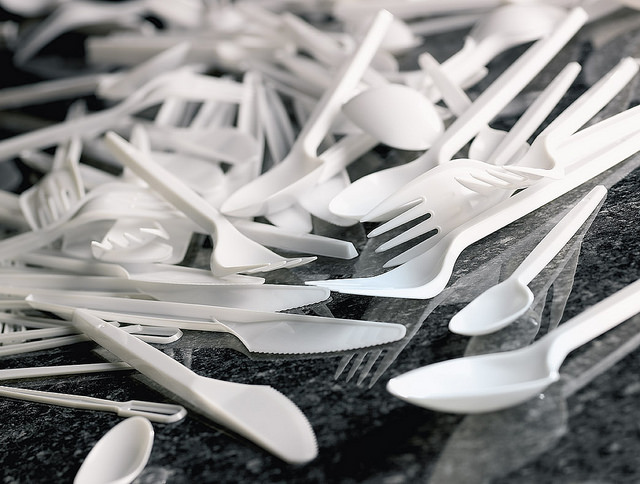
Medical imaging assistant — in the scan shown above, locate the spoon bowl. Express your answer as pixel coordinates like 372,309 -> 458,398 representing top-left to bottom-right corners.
74,416 -> 153,484
386,343 -> 557,413
448,279 -> 534,336
341,83 -> 444,151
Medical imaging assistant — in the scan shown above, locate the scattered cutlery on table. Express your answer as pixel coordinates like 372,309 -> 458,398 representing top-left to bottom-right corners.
1,1 -> 640,472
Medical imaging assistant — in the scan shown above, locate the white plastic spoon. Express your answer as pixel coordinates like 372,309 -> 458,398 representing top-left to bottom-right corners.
219,9 -> 393,218
74,416 -> 154,484
328,8 -> 587,220
439,4 -> 567,88
449,186 -> 606,336
341,83 -> 444,150
387,276 -> 640,413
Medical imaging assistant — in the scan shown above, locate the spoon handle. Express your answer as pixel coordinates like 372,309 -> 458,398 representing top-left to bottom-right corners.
293,9 -> 392,154
511,185 -> 606,285
431,7 -> 587,165
488,61 -> 580,166
543,57 -> 640,143
545,277 -> 640,371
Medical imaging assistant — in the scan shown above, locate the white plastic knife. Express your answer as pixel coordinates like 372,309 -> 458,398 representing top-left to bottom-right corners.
26,293 -> 407,354
70,308 -> 318,464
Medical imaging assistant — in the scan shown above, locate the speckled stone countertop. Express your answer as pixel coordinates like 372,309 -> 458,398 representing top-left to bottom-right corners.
1,7 -> 640,484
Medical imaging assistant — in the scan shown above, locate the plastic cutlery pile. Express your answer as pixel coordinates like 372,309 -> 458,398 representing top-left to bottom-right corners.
1,0 -> 640,477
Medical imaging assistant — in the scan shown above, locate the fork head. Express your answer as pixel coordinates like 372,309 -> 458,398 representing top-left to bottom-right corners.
19,169 -> 85,230
360,159 -> 525,264
90,219 -> 175,263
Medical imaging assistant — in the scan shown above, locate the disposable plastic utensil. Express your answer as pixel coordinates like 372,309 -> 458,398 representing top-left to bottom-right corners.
232,219 -> 358,260
361,57 -> 636,255
0,69 -> 244,163
19,100 -> 85,230
0,385 -> 186,423
16,250 -> 264,285
70,309 -> 318,464
307,117 -> 640,299
14,0 -> 203,64
341,83 -> 443,150
27,294 -> 407,355
0,184 -> 182,262
74,416 -> 154,484
328,8 -> 587,219
104,131 -> 313,276
387,276 -> 640,413
438,4 -> 567,88
0,323 -> 182,356
0,271 -> 329,311
219,10 -> 393,218
419,52 -> 574,165
417,52 -> 513,162
449,186 -> 606,335
0,362 -> 132,381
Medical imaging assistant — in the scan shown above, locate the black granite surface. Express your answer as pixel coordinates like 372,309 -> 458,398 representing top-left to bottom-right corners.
1,6 -> 640,484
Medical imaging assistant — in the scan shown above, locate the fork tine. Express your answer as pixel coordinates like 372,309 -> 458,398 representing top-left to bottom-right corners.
334,353 -> 354,379
90,240 -> 113,257
454,175 -> 501,195
375,217 -> 438,253
356,349 -> 383,386
499,163 -> 552,180
485,166 -> 531,185
139,221 -> 170,240
275,257 -> 317,270
368,200 -> 429,238
383,236 -> 443,268
361,196 -> 424,224
234,257 -> 317,274
345,352 -> 367,382
465,169 -> 524,190
122,231 -> 144,246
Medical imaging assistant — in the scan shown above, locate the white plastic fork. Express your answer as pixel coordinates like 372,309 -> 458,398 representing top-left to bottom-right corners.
378,101 -> 640,266
0,183 -> 180,263
19,100 -> 86,231
306,111 -> 640,298
328,8 -> 588,220
90,124 -> 175,264
363,57 -> 639,255
104,131 -> 314,276
455,56 -> 640,191
361,61 -> 580,255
